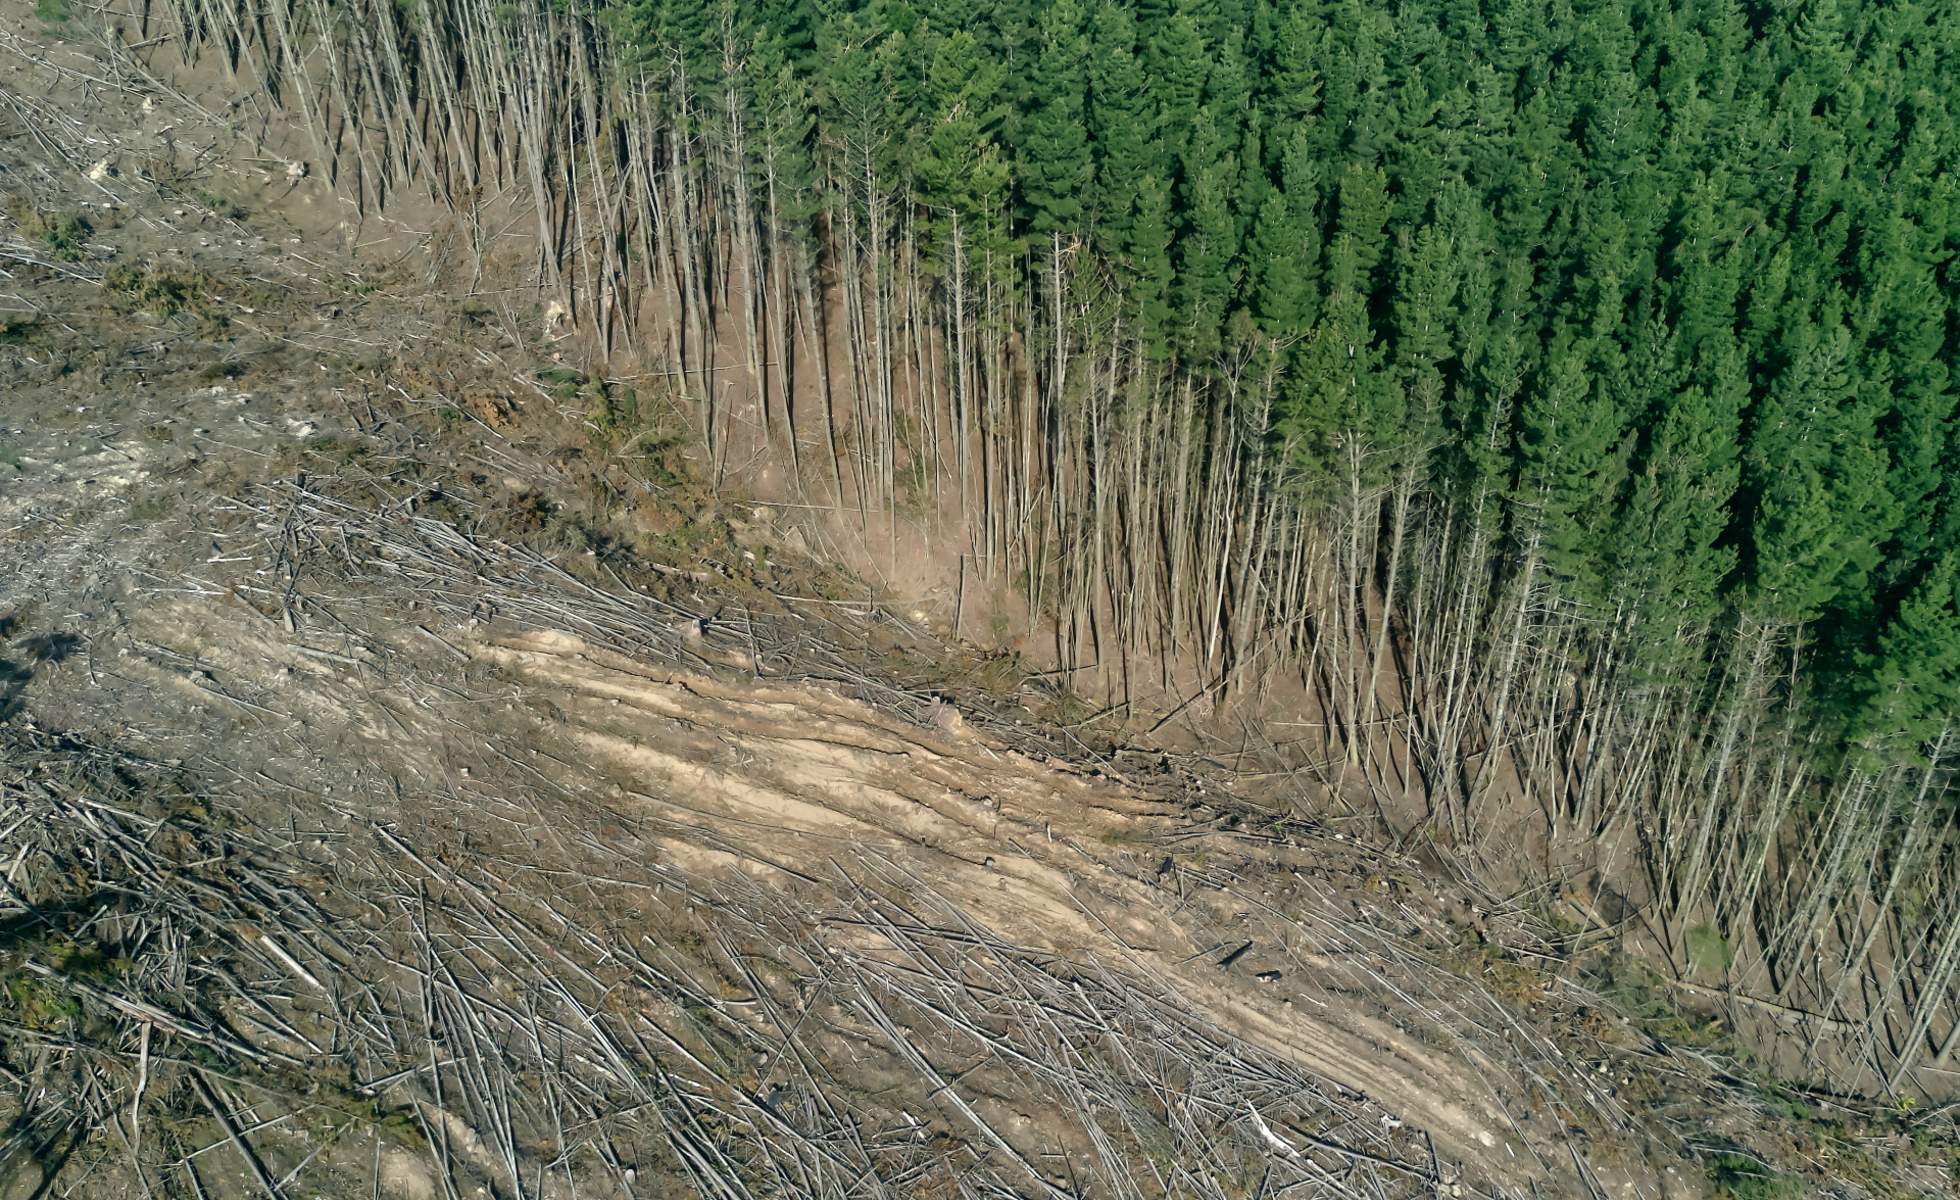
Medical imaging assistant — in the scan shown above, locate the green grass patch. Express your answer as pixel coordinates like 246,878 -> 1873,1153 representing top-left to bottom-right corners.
1686,922 -> 1734,974
194,189 -> 247,220
104,262 -> 219,320
1,936 -> 131,1031
1589,949 -> 1735,1052
537,363 -> 587,400
2,969 -> 81,1028
1703,1149 -> 1803,1199
129,491 -> 177,521
8,200 -> 92,261
579,374 -> 697,487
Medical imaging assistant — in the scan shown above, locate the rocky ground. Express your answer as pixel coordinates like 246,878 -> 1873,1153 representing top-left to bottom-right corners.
2,8 -> 1956,1200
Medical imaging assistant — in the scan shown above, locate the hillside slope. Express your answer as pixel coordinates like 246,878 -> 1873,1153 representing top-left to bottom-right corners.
1,11 -> 1954,1200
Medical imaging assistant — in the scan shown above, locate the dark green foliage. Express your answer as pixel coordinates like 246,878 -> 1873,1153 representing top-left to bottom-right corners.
1144,4 -> 1206,147
1128,173 -> 1176,351
580,0 -> 1959,776
1172,106 -> 1241,360
1851,554 -> 1960,769
1245,131 -> 1320,335
0,315 -> 42,346
915,29 -> 1010,272
1018,0 -> 1092,236
1086,2 -> 1150,251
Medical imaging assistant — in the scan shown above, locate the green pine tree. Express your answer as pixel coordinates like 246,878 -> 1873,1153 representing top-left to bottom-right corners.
1018,0 -> 1092,236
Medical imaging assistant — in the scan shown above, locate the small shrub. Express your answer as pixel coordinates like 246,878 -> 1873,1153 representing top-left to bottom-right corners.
34,0 -> 69,27
138,153 -> 196,192
1705,1151 -> 1803,1199
104,263 -> 217,319
1589,949 -> 1734,1052
8,201 -> 92,261
537,364 -> 586,401
194,189 -> 247,220
588,381 -> 634,434
2,970 -> 81,1028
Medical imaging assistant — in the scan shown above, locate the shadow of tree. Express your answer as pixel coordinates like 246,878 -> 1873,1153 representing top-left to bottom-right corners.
0,620 -> 79,721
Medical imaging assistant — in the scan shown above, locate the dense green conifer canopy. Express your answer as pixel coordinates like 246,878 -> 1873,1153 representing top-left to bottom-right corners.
616,0 -> 1957,762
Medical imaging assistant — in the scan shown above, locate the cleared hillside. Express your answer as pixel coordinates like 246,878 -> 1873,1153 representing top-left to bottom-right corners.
1,6 -> 1956,1199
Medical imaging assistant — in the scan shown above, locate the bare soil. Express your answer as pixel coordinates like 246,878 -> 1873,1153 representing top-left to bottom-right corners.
2,9 -> 1955,1200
